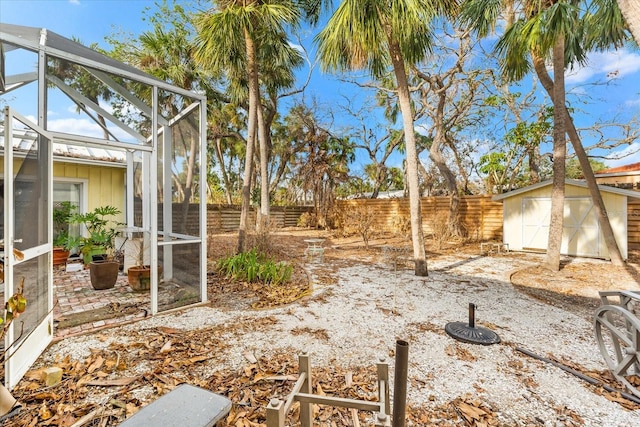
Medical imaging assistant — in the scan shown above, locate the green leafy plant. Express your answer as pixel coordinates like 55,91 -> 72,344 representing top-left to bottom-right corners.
53,201 -> 80,250
70,205 -> 122,259
216,249 -> 293,286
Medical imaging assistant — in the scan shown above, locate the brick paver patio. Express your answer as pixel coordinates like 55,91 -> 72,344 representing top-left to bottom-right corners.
54,263 -> 150,340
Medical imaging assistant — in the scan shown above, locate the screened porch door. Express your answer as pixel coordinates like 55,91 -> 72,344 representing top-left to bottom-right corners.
3,108 -> 54,389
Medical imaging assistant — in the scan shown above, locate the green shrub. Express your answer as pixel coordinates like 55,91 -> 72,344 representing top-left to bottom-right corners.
216,249 -> 293,286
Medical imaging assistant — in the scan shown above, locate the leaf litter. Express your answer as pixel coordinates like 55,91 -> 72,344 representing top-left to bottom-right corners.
3,232 -> 640,426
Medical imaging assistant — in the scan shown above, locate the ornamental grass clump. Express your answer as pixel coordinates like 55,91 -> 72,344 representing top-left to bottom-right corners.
216,249 -> 293,286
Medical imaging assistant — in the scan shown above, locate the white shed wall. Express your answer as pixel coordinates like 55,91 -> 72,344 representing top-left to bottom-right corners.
501,184 -> 628,259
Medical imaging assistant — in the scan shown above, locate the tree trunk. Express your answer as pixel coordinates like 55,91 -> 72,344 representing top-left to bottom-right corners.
238,29 -> 259,253
429,144 -> 461,236
389,40 -> 428,276
533,54 -> 625,265
544,35 -> 567,271
256,95 -> 270,233
429,86 -> 462,237
179,127 -> 198,235
616,0 -> 640,44
214,137 -> 234,205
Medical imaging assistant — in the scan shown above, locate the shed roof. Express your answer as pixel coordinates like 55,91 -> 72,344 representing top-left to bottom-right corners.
492,179 -> 640,201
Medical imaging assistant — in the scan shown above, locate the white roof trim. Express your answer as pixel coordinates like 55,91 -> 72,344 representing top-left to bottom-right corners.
492,179 -> 640,201
595,171 -> 640,178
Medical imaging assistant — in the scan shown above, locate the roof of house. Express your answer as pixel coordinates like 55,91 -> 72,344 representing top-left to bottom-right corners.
596,162 -> 640,175
1,127 -> 126,166
492,179 -> 640,201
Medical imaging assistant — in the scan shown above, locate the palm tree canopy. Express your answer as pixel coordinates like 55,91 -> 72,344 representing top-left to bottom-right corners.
495,2 -> 587,81
585,0 -> 632,49
194,1 -> 301,71
315,0 -> 458,78
461,0 -> 633,82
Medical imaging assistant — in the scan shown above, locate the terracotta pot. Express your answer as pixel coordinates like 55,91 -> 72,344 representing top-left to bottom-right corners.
89,261 -> 119,290
52,248 -> 70,267
127,265 -> 151,292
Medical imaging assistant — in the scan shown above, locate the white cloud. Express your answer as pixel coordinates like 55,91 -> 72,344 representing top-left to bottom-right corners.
604,142 -> 640,168
625,98 -> 640,108
565,49 -> 640,84
47,117 -> 133,141
69,0 -> 80,5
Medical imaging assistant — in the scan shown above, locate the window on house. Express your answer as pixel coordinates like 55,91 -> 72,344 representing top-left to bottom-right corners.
53,182 -> 82,250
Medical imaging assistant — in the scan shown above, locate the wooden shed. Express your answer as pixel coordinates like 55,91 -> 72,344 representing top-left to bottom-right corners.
493,179 -> 640,260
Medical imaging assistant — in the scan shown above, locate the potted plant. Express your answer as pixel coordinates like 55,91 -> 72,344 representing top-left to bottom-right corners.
126,232 -> 153,292
71,205 -> 122,265
52,202 -> 78,267
71,205 -> 122,290
88,255 -> 120,290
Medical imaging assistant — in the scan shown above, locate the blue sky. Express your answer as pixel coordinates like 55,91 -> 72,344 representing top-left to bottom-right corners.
2,0 -> 640,171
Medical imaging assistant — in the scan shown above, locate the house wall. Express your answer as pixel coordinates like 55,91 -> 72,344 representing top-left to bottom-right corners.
596,173 -> 640,190
53,162 -> 126,222
502,184 -> 628,259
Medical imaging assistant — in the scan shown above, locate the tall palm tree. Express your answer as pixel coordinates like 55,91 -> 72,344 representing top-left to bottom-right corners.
195,1 -> 326,252
462,0 -> 631,269
195,1 -> 299,251
615,0 -> 640,43
108,2 -> 220,232
316,0 -> 457,276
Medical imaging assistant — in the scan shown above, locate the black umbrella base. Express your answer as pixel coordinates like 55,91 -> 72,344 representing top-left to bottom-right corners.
445,321 -> 501,345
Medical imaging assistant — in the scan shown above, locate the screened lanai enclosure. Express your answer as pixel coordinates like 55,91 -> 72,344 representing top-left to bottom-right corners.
0,23 -> 207,388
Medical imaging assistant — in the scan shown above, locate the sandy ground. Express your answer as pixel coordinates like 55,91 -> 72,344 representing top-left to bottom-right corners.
6,230 -> 640,426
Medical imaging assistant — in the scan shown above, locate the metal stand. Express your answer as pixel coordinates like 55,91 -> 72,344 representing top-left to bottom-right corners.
445,303 -> 501,345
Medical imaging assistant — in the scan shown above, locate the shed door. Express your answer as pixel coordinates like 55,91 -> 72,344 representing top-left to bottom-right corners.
522,197 -> 601,258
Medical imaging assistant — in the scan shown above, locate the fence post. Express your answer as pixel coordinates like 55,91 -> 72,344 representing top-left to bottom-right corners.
299,352 -> 313,427
266,398 -> 285,427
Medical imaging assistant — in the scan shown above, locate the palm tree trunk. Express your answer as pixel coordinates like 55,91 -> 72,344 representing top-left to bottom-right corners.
544,35 -> 567,271
179,123 -> 198,235
257,95 -> 270,233
214,137 -> 234,205
389,40 -> 428,276
533,54 -> 624,265
238,29 -> 259,253
616,0 -> 640,44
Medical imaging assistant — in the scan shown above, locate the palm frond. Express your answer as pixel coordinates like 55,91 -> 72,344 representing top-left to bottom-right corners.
584,0 -> 630,50
495,19 -> 532,82
457,0 -> 503,37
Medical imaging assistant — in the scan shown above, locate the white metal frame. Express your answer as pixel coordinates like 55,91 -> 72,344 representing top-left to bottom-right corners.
3,108 -> 55,389
1,23 -> 208,384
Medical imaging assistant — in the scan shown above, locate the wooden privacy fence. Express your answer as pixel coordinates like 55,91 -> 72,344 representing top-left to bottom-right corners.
206,205 -> 313,233
335,195 -> 504,241
629,198 -> 640,250
170,196 -> 640,250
